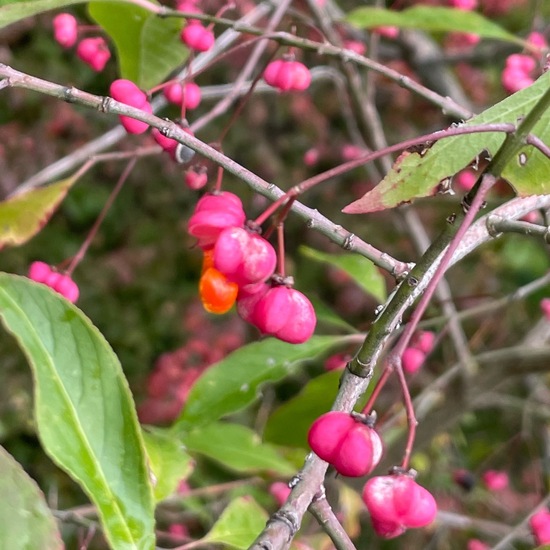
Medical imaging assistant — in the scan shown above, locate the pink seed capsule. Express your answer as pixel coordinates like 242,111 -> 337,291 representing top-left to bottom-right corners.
28,261 -> 52,283
53,13 -> 78,49
55,275 -> 80,303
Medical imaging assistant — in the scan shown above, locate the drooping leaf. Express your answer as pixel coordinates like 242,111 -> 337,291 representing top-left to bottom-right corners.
300,246 -> 386,302
346,6 -> 523,45
0,445 -> 63,549
182,422 -> 295,475
173,336 -> 346,433
343,71 -> 550,213
0,273 -> 155,550
201,496 -> 268,550
264,370 -> 343,449
0,177 -> 76,250
142,428 -> 194,502
0,0 -> 157,29
89,2 -> 188,90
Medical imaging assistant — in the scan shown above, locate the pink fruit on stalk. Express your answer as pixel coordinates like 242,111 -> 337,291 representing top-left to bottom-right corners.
362,474 -> 437,538
152,128 -> 179,156
307,411 -> 383,477
263,60 -> 311,92
164,82 -> 202,110
530,509 -> 550,545
28,261 -> 52,283
181,22 -> 214,52
402,347 -> 426,374
110,79 -> 152,134
184,169 -> 208,190
213,227 -> 277,286
53,13 -> 78,48
187,192 -> 246,249
236,282 -> 269,326
414,330 -> 436,354
76,37 -> 111,71
254,286 -> 316,343
27,262 -> 79,303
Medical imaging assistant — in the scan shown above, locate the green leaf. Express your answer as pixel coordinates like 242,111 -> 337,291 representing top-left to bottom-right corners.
264,370 -> 343,449
0,177 -> 76,250
0,445 -> 63,549
343,71 -> 550,213
173,336 -> 346,433
183,422 -> 295,475
142,428 -> 194,502
89,2 -> 188,90
201,496 -> 268,549
346,6 -> 522,45
0,273 -> 155,550
300,245 -> 386,302
0,0 -> 157,29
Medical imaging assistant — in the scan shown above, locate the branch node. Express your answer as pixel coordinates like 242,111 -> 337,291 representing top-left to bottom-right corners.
342,233 -> 356,250
63,86 -> 78,104
268,509 -> 299,539
99,96 -> 112,113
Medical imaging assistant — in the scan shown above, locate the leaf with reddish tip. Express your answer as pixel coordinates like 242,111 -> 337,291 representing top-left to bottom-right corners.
343,71 -> 550,213
0,178 -> 76,250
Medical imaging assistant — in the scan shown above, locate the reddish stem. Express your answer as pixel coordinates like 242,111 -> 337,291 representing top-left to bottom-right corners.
276,223 -> 286,277
213,165 -> 224,193
66,159 -> 136,276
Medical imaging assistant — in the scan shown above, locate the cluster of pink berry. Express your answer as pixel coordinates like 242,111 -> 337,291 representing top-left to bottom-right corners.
177,0 -> 215,52
502,33 -> 547,94
307,411 -> 436,538
109,79 -> 152,134
530,508 -> 550,546
402,330 -> 435,375
53,13 -> 110,72
263,59 -> 312,92
187,191 -> 316,344
27,261 -> 79,303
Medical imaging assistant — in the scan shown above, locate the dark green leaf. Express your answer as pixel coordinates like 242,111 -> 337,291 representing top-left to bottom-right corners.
173,336 -> 346,433
142,428 -> 194,502
300,246 -> 386,302
346,6 -> 522,45
264,370 -> 343,449
201,496 -> 268,549
0,273 -> 155,550
89,2 -> 188,90
0,445 -> 63,549
343,71 -> 550,213
183,422 -> 295,474
0,0 -> 157,29
0,177 -> 76,250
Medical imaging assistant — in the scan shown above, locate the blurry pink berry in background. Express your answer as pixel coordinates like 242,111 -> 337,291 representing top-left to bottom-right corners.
374,26 -> 399,39
164,82 -> 202,110
414,330 -> 436,354
343,40 -> 366,55
303,147 -> 320,167
110,79 -> 152,134
76,37 -> 111,72
181,22 -> 214,52
176,0 -> 202,16
530,509 -> 550,546
467,540 -> 489,550
449,0 -> 478,10
184,168 -> 208,190
527,31 -> 548,56
481,470 -> 509,491
324,352 -> 350,371
53,13 -> 78,48
502,53 -> 536,93
269,482 -> 291,506
341,143 -> 364,161
521,210 -> 540,223
540,298 -> 550,321
455,170 -> 476,192
168,523 -> 189,538
28,262 -> 79,303
402,347 -> 425,375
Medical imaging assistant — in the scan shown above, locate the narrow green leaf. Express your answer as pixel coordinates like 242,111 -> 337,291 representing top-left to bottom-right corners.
142,428 -> 194,502
0,445 -> 63,549
0,177 -> 76,250
346,6 -> 523,45
0,0 -> 157,29
264,370 -> 343,449
89,2 -> 188,90
201,496 -> 268,550
300,245 -> 386,302
0,273 -> 155,550
343,71 -> 550,213
183,422 -> 295,475
173,336 -> 346,433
